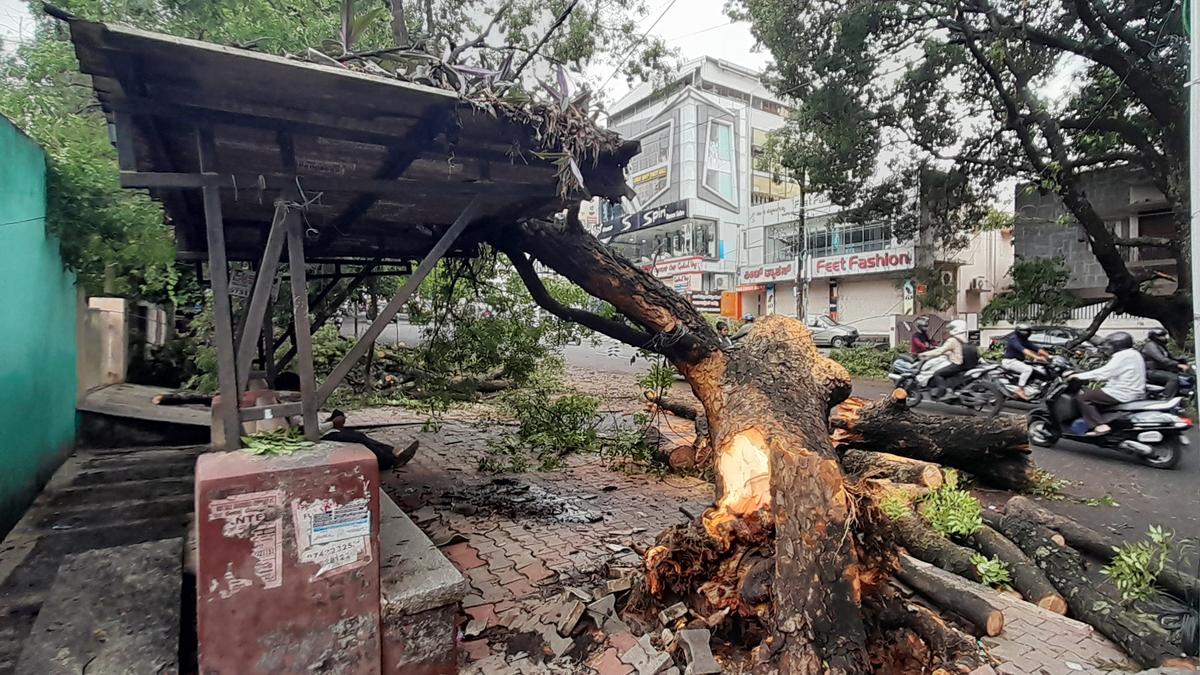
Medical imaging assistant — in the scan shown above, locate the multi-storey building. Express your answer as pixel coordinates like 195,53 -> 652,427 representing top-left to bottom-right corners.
598,57 -> 799,311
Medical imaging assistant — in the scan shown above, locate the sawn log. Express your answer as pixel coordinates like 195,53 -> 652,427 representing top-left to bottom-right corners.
965,524 -> 1067,614
831,390 -> 1036,491
896,556 -> 1004,637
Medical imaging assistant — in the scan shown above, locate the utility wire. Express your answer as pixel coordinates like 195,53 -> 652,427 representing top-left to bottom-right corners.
597,0 -> 680,92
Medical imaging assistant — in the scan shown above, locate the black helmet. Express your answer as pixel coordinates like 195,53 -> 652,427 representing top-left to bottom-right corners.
1105,331 -> 1134,352
742,314 -> 755,322
1015,323 -> 1032,338
1148,328 -> 1169,345
914,317 -> 930,330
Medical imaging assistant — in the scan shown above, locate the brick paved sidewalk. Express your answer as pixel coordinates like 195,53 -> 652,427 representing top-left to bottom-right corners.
357,405 -> 1160,674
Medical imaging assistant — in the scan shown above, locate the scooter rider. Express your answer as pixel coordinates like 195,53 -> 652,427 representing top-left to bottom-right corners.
918,319 -> 968,400
1070,331 -> 1145,436
1001,323 -> 1049,400
911,317 -> 936,355
1141,328 -> 1189,398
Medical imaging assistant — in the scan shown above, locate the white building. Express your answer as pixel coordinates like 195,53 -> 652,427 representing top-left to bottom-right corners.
600,57 -> 799,312
737,194 -> 1015,345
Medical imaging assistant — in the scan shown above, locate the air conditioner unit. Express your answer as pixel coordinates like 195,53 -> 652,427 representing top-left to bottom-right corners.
713,276 -> 732,291
968,276 -> 987,292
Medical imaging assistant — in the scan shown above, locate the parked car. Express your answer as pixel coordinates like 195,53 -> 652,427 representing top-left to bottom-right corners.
989,325 -> 1098,353
805,315 -> 859,348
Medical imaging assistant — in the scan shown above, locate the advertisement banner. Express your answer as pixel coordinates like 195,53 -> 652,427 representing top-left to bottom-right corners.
692,293 -> 721,312
738,260 -> 797,286
599,200 -> 689,240
809,245 -> 915,279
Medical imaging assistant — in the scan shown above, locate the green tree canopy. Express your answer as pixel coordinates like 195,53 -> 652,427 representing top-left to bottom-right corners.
729,0 -> 1190,339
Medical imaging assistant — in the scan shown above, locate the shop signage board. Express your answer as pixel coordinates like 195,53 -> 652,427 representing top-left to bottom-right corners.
737,260 -> 797,285
598,200 -> 689,240
642,256 -> 703,276
809,245 -> 915,278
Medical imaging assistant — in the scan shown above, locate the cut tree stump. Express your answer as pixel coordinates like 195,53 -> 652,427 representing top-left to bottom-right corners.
1005,496 -> 1200,602
841,449 -> 944,488
965,524 -> 1067,614
831,390 -> 1036,491
643,419 -> 698,470
989,511 -> 1185,668
896,556 -> 1004,637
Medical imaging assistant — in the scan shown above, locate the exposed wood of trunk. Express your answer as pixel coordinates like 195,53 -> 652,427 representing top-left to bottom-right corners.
841,449 -> 944,489
831,392 -> 1036,491
889,513 -> 983,584
965,524 -> 1067,614
896,557 -> 1004,637
389,0 -> 410,47
1005,496 -> 1200,602
500,216 -> 872,671
990,512 -> 1184,668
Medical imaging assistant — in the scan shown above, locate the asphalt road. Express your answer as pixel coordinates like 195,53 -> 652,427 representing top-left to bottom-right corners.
345,318 -> 1197,545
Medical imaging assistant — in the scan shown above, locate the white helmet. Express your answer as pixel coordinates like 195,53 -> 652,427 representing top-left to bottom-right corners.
946,319 -> 968,337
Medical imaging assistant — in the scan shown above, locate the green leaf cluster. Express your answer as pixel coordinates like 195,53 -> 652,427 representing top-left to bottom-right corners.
920,484 -> 982,537
971,553 -> 1012,589
828,346 -> 909,378
1102,526 -> 1173,603
981,258 -> 1076,325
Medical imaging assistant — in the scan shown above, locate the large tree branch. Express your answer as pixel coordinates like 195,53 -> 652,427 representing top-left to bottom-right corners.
1066,297 -> 1119,347
504,247 -> 656,348
1113,236 -> 1177,250
446,1 -> 511,63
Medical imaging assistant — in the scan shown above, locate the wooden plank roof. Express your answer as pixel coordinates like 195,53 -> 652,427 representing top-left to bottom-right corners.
66,19 -> 636,262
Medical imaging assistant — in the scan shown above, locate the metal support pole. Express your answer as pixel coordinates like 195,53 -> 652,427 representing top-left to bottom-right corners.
1190,1 -> 1200,370
198,129 -> 242,451
285,194 -> 321,441
315,197 -> 482,406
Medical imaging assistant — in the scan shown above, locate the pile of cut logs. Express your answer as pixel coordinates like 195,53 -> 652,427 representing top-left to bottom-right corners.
641,388 -> 1198,669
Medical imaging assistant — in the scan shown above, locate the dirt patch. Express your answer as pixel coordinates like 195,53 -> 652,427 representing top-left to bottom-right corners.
443,478 -> 603,523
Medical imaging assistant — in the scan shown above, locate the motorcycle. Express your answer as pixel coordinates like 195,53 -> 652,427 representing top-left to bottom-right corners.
1145,368 -> 1195,408
991,357 -> 1055,404
888,354 -> 1007,419
1027,357 -> 1192,469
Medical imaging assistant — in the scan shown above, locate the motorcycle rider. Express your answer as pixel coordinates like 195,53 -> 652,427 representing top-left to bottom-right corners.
732,314 -> 755,341
1141,328 -> 1189,398
1069,331 -> 1146,436
911,317 -> 936,355
1001,323 -> 1049,400
917,319 -> 968,400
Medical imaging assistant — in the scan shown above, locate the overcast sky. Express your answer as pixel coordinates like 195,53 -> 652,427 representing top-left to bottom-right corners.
0,0 -> 771,79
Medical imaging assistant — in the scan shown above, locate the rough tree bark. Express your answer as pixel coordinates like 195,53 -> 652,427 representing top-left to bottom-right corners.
965,525 -> 1067,614
496,212 -> 883,672
831,392 -> 1037,491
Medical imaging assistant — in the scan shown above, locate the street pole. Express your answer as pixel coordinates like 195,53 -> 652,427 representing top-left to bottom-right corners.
1190,0 -> 1200,369
794,169 -> 807,319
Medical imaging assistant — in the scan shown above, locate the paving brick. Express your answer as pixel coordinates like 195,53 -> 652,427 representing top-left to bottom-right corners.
466,603 -> 498,627
519,560 -> 556,585
591,647 -> 635,675
443,542 -> 487,570
462,638 -> 491,662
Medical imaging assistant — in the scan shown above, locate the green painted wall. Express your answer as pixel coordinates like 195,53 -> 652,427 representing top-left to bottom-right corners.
0,116 -> 77,537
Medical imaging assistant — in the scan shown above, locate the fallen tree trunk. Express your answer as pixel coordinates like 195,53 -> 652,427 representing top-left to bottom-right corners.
890,512 -> 983,583
870,594 -> 986,673
990,511 -> 1185,668
1005,496 -> 1200,602
965,524 -> 1067,614
831,391 -> 1037,491
842,449 -> 944,489
896,556 -> 1004,637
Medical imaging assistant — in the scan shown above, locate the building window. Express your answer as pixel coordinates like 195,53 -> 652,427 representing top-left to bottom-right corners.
625,121 -> 673,208
765,221 -> 801,263
1135,210 -> 1175,262
703,119 -> 738,207
806,218 -> 892,258
609,218 -> 719,264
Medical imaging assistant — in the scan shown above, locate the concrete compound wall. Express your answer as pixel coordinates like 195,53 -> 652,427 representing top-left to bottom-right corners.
0,117 -> 77,536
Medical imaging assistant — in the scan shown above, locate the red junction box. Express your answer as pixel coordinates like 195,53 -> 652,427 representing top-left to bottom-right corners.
195,442 -> 381,674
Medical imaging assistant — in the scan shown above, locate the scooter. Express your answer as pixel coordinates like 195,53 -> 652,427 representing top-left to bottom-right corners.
1027,357 -> 1192,469
888,354 -> 1007,419
992,357 -> 1055,404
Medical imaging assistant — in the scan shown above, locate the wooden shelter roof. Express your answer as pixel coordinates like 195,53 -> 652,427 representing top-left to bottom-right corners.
66,18 -> 636,262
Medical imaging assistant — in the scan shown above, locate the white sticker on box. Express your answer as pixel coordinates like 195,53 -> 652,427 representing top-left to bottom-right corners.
291,497 -> 372,580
